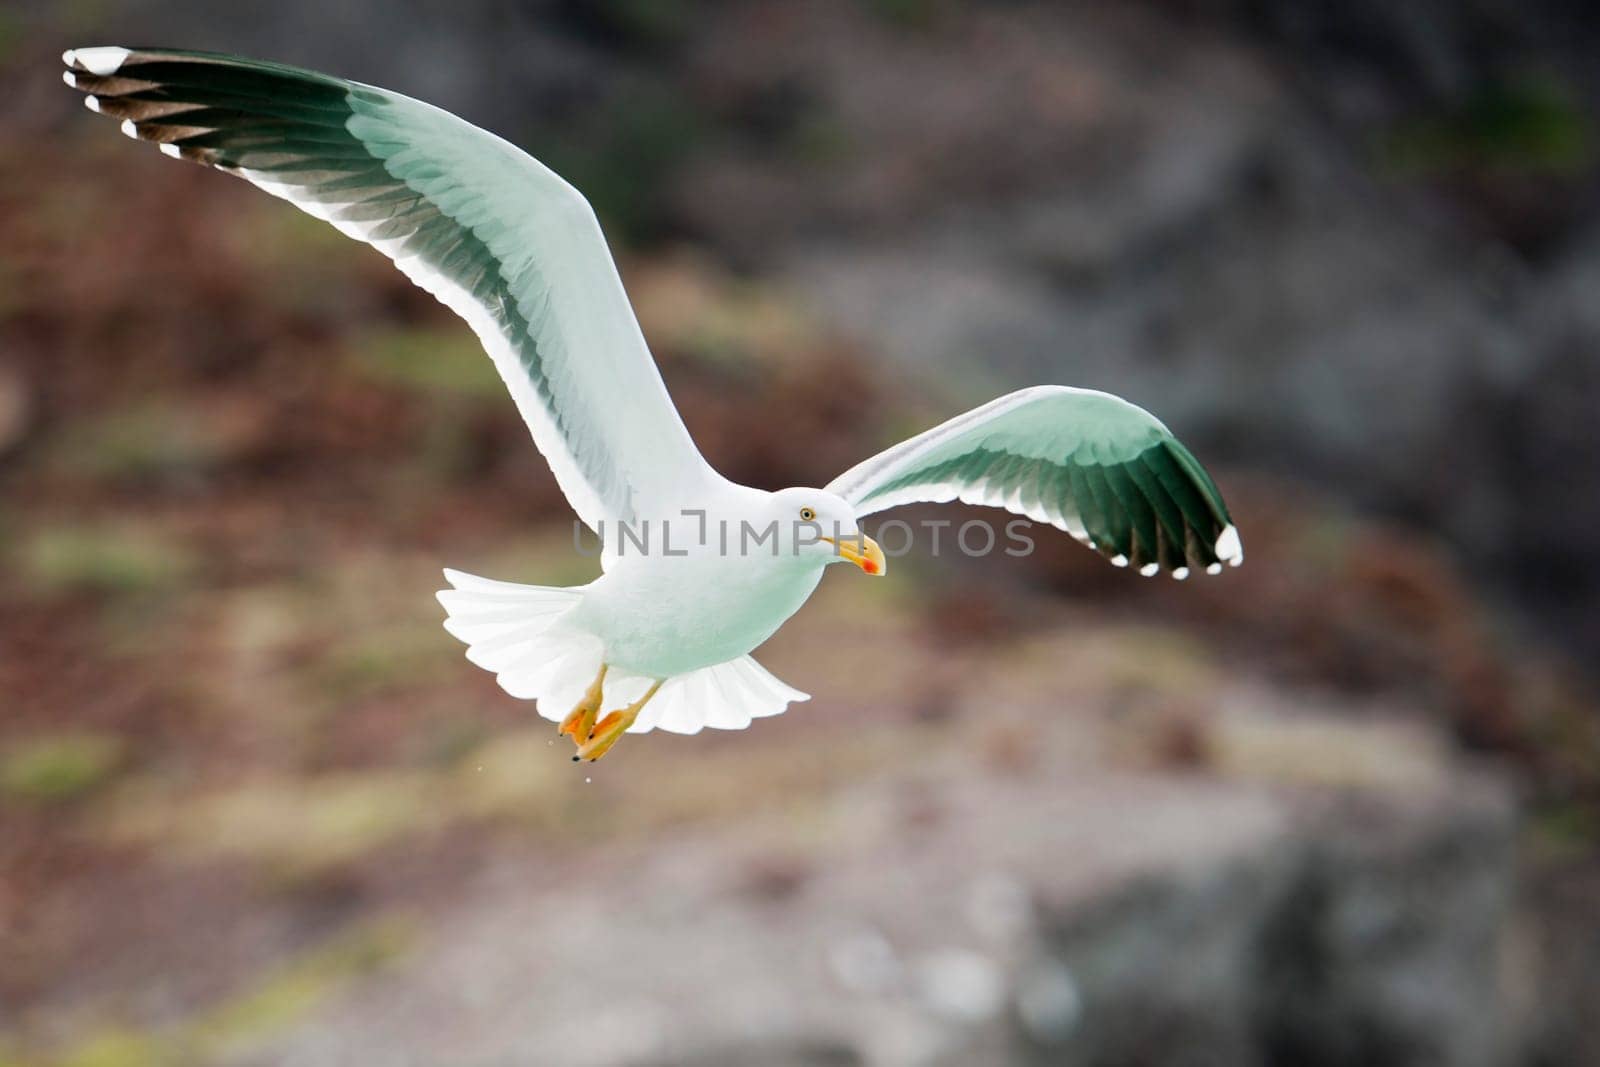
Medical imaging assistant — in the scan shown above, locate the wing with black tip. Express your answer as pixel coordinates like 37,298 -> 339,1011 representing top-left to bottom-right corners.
63,46 -> 724,532
826,386 -> 1242,577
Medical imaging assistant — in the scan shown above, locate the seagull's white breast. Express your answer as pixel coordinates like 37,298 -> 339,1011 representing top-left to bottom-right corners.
569,551 -> 826,678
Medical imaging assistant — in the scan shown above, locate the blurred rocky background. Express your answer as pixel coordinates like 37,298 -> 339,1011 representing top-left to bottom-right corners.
3,1 -> 1600,1065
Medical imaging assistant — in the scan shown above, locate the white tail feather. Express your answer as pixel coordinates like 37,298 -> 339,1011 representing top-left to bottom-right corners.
437,569 -> 808,735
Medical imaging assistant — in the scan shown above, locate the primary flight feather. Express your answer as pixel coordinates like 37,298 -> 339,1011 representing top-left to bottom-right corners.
64,46 -> 1242,760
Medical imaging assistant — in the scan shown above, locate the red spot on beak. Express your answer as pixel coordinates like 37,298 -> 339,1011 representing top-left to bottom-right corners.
861,560 -> 878,575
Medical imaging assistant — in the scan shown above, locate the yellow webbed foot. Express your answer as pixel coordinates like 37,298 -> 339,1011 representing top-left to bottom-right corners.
573,680 -> 663,763
558,664 -> 607,744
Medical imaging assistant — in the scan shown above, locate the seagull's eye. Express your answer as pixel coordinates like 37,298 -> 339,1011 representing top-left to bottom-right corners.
799,507 -> 816,522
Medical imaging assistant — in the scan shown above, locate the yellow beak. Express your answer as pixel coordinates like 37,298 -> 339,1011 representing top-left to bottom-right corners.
823,534 -> 886,576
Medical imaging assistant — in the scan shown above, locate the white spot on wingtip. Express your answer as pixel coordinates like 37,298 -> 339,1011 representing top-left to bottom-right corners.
70,46 -> 130,75
159,142 -> 181,158
120,118 -> 138,138
62,70 -> 77,88
1173,567 -> 1189,580
1139,563 -> 1159,577
84,95 -> 101,113
1214,524 -> 1243,565
1110,554 -> 1128,568
1206,563 -> 1223,575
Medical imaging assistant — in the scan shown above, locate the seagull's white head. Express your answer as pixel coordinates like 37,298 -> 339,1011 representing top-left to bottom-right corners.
764,486 -> 886,576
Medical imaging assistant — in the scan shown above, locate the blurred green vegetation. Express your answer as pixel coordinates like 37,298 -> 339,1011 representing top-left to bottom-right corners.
233,205 -> 372,316
1383,76 -> 1594,178
571,0 -> 699,51
349,325 -> 506,397
11,917 -> 413,1067
44,400 -> 236,485
783,113 -> 855,167
0,8 -> 21,68
530,85 -> 705,245
16,523 -> 196,596
862,0 -> 956,31
312,618 -> 463,702
0,732 -> 122,804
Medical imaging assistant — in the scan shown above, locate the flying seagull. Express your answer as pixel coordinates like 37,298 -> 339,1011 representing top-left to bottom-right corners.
63,47 -> 1242,761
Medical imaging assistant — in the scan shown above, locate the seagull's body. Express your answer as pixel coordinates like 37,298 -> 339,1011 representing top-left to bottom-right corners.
578,540 -> 824,679
65,46 -> 1242,760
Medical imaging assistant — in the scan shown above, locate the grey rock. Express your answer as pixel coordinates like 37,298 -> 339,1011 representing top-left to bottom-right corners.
234,770 -> 1516,1067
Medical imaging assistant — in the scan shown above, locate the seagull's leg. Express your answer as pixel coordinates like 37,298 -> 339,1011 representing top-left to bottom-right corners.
558,663 -> 608,745
575,680 -> 664,763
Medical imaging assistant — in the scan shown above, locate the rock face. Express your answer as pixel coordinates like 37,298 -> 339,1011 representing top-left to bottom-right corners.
237,767 -> 1515,1067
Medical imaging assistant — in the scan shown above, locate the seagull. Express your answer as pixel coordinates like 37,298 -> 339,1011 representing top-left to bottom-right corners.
64,47 -> 1242,761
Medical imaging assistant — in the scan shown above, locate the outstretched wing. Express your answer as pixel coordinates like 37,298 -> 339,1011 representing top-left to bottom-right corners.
63,46 -> 723,531
826,386 -> 1242,577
